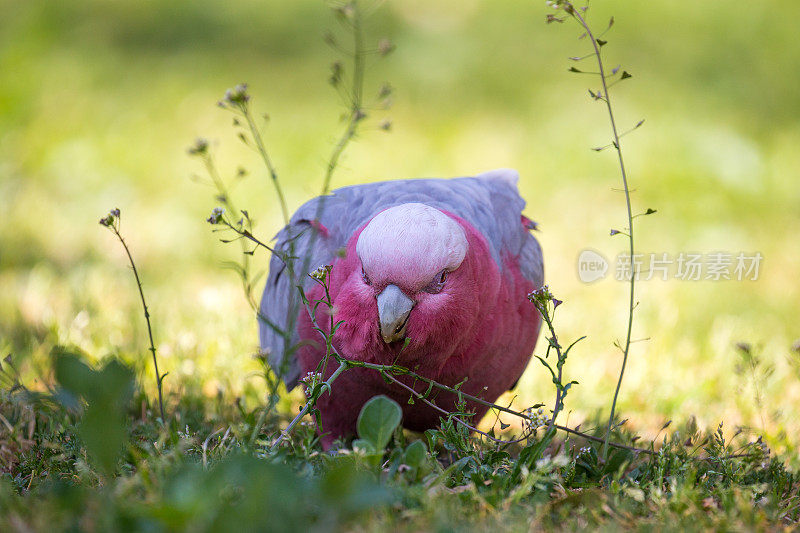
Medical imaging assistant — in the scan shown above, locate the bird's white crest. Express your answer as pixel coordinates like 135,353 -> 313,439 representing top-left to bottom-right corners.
356,203 -> 468,286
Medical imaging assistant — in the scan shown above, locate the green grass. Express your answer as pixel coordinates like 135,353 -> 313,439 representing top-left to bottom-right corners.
1,359 -> 797,531
1,0 -> 799,529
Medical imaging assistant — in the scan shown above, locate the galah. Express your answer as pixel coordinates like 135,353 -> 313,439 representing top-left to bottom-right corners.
259,169 -> 543,446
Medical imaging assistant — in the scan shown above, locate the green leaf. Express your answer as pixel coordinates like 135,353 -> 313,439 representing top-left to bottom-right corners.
603,447 -> 633,476
357,395 -> 402,451
438,456 -> 471,484
507,427 -> 556,487
352,439 -> 375,454
535,356 -> 557,380
54,352 -> 94,397
403,440 -> 427,468
54,352 -> 135,476
596,38 -> 607,47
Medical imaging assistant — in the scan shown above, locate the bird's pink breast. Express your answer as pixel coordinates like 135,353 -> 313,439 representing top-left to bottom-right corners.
296,212 -> 541,446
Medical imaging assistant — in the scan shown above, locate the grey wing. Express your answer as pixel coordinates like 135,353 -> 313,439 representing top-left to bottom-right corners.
517,232 -> 544,289
472,169 -> 544,289
258,195 -> 347,389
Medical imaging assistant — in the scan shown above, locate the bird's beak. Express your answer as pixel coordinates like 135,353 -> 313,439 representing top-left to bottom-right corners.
376,284 -> 414,344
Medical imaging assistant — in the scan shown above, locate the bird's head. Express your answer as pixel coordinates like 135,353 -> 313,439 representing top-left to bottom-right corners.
324,203 -> 498,367
356,203 -> 468,344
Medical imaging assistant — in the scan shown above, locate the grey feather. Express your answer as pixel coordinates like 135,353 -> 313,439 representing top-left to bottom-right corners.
258,168 -> 543,389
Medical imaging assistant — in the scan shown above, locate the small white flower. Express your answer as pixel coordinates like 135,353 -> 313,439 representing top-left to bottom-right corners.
309,264 -> 333,281
207,207 -> 225,224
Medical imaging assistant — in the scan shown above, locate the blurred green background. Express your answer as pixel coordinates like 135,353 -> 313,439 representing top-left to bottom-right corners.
1,0 -> 798,443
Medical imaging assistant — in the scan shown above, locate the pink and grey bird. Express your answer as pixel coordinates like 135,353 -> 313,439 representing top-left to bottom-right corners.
259,169 -> 543,446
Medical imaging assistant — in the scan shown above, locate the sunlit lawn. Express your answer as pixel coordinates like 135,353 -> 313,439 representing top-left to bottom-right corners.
1,0 -> 799,451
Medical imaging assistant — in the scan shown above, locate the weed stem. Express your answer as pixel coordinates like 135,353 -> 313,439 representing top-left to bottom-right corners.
567,5 -> 636,460
107,221 -> 166,422
241,108 -> 290,224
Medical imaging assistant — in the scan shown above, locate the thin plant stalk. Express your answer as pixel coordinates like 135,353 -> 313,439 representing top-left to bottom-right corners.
196,151 -> 294,444
322,0 -> 366,196
527,287 -> 581,431
379,371 -> 535,445
269,360 -> 349,449
201,153 -> 258,312
558,3 -> 637,459
298,0 -> 369,299
240,103 -> 290,225
100,211 -> 166,422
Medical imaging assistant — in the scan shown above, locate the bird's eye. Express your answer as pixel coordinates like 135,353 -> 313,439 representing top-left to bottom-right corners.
362,268 -> 371,285
424,270 -> 448,294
